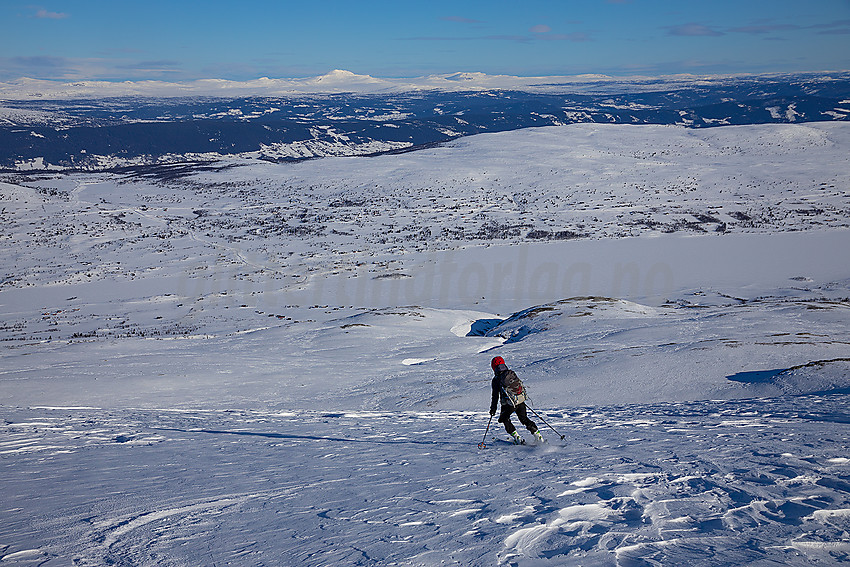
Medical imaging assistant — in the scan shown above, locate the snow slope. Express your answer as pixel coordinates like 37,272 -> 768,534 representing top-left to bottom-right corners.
1,122 -> 850,564
2,399 -> 850,566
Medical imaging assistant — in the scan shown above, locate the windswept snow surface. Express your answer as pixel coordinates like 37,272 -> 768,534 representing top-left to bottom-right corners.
2,400 -> 850,566
1,122 -> 850,565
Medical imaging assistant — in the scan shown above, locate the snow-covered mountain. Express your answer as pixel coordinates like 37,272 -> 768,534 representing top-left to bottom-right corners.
2,71 -> 849,170
1,119 -> 849,564
5,69 -> 846,99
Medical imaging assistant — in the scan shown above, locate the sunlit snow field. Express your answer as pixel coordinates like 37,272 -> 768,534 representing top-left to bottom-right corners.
2,122 -> 850,565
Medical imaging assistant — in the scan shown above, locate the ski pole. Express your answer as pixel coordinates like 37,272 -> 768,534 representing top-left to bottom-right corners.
478,414 -> 494,449
526,404 -> 566,441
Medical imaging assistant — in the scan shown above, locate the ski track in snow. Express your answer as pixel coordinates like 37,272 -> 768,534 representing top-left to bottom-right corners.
2,400 -> 850,566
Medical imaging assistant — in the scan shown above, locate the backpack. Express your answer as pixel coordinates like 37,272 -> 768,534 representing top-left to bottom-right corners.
501,369 -> 527,406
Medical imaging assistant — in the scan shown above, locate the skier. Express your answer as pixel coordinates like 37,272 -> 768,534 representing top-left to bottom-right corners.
489,356 -> 544,445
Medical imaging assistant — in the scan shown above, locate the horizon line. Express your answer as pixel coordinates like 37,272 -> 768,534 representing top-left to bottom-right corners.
2,68 -> 848,100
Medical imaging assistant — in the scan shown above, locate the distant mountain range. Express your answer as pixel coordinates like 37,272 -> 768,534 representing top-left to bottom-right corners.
1,70 -> 849,171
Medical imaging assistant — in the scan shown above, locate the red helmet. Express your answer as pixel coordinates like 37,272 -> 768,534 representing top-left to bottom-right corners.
491,356 -> 505,370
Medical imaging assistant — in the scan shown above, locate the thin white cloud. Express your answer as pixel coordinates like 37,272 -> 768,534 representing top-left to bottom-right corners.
809,18 -> 850,29
530,24 -> 590,42
706,18 -> 850,38
407,31 -> 589,44
818,27 -> 850,35
542,33 -> 590,42
810,18 -> 850,35
0,54 -> 186,81
730,24 -> 800,35
10,55 -> 68,68
666,23 -> 724,37
116,60 -> 183,74
34,8 -> 69,19
440,16 -> 482,24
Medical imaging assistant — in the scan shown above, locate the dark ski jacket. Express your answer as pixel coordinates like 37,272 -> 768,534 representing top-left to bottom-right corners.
490,363 -> 516,414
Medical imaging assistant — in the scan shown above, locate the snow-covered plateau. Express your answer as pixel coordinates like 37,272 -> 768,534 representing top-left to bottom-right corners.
2,121 -> 850,565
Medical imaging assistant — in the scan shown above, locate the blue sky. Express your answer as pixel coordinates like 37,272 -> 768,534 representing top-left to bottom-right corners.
1,0 -> 849,81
